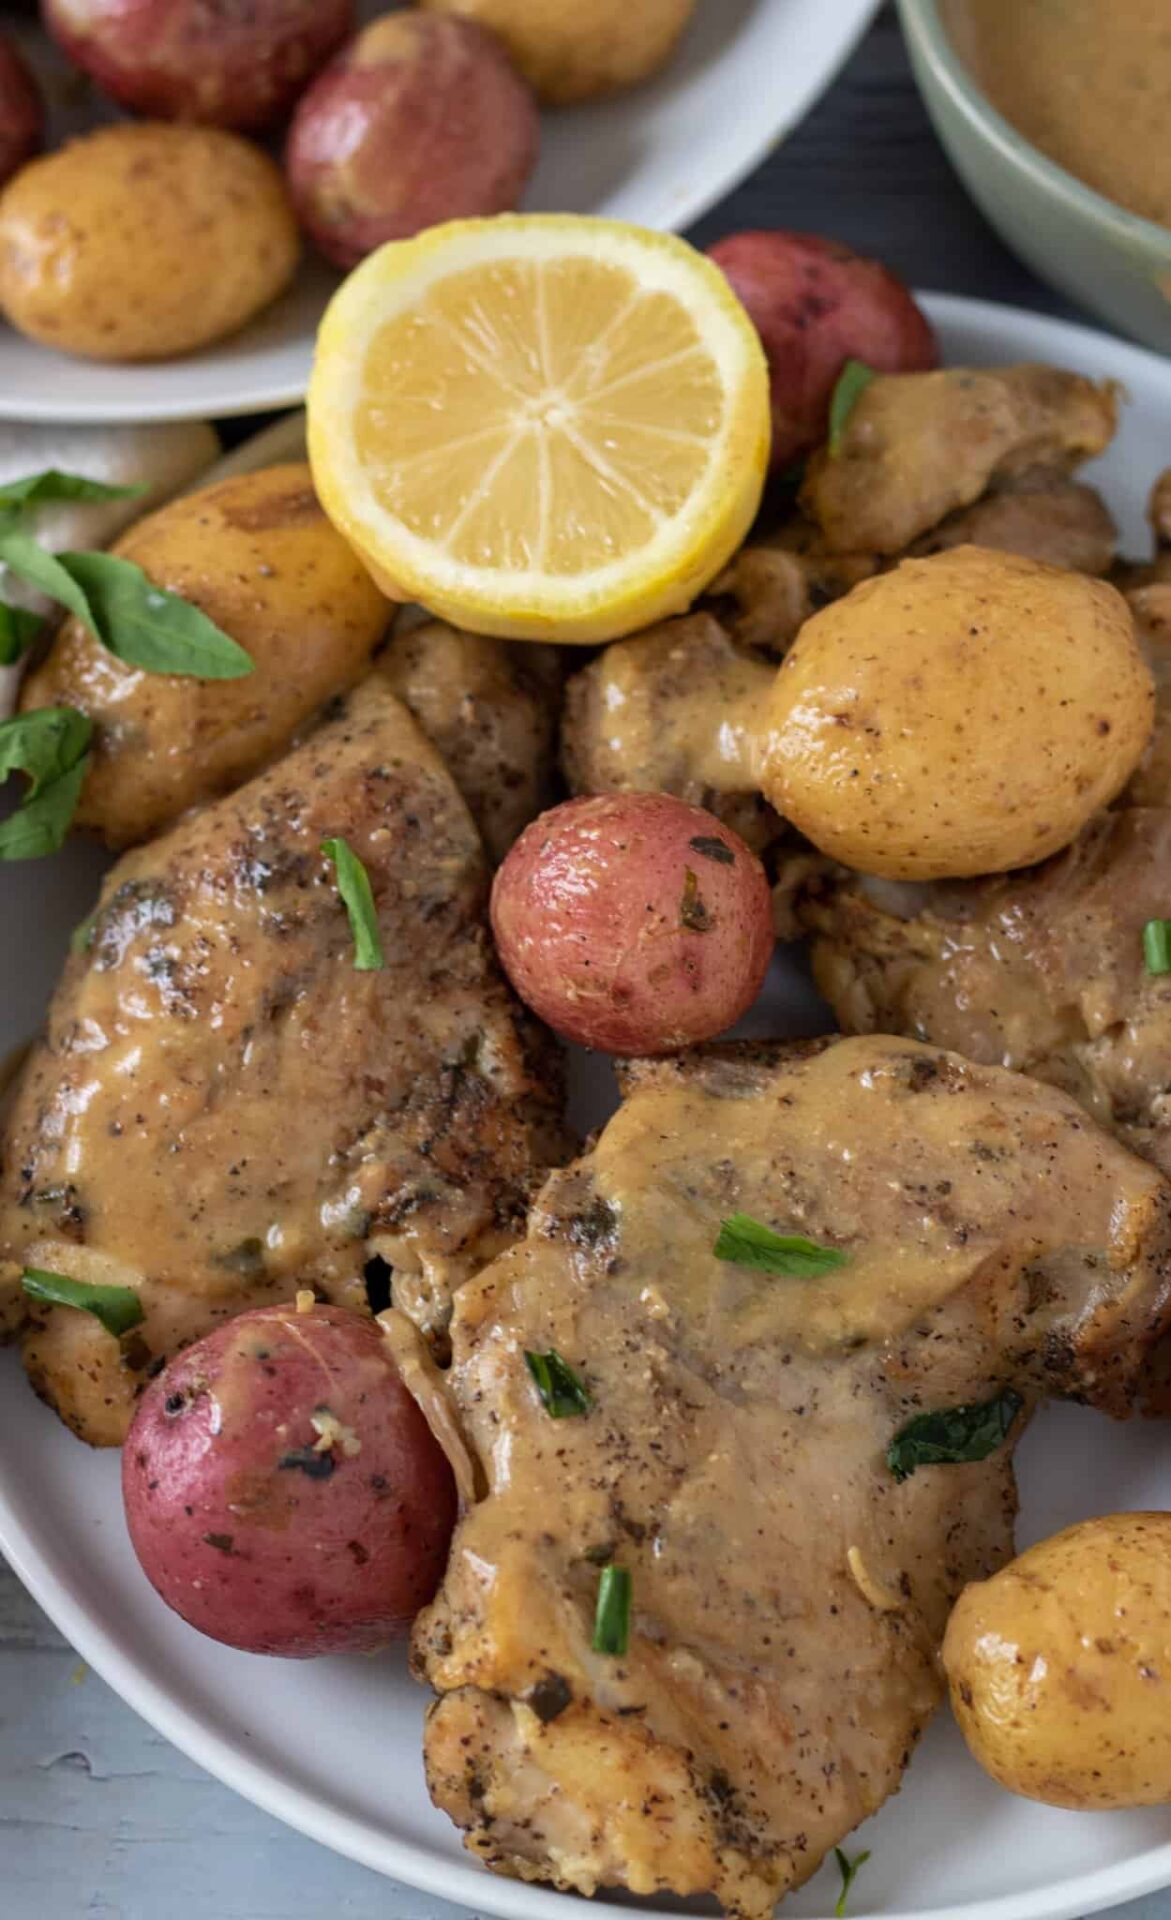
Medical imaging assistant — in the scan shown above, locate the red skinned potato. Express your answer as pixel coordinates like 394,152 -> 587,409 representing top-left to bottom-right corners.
491,793 -> 774,1055
286,13 -> 539,269
708,229 -> 938,469
0,35 -> 43,186
123,1304 -> 457,1656
42,0 -> 353,130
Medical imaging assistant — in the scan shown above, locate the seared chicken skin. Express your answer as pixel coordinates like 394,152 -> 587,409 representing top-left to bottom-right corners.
0,677 -> 565,1444
907,468 -> 1116,575
416,1036 -> 1171,1916
561,614 -> 779,854
379,620 -> 562,863
799,811 -> 1171,1172
800,366 -> 1117,555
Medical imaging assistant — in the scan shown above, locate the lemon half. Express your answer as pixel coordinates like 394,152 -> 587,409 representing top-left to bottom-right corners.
307,216 -> 770,643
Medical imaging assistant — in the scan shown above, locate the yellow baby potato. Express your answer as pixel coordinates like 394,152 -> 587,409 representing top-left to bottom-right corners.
943,1514 -> 1171,1810
0,122 -> 298,362
419,0 -> 696,104
20,464 -> 391,846
760,544 -> 1153,879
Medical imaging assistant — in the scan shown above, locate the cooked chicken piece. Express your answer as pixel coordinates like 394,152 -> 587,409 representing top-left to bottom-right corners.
1123,584 -> 1171,805
908,468 -> 1116,574
798,810 -> 1171,1171
561,613 -> 781,853
416,1035 -> 1171,1916
378,620 -> 562,862
0,677 -> 566,1445
800,366 -> 1117,555
1114,469 -> 1171,592
706,525 -> 877,655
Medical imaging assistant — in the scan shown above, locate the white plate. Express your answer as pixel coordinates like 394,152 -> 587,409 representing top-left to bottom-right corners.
4,295 -> 1171,1920
0,0 -> 880,425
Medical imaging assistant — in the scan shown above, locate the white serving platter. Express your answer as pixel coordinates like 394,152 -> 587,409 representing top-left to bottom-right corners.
3,295 -> 1171,1920
0,0 -> 880,424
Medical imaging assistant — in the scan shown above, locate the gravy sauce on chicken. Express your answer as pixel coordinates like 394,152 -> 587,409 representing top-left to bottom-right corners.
417,1037 -> 1171,1917
946,0 -> 1171,229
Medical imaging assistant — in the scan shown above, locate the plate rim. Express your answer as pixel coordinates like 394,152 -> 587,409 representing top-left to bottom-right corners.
6,290 -> 1171,1920
0,0 -> 882,426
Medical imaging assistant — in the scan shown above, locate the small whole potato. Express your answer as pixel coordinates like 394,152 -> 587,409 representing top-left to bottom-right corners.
0,123 -> 299,362
43,0 -> 352,130
419,0 -> 695,105
943,1513 -> 1171,1809
0,34 -> 43,188
708,230 -> 938,469
123,1304 -> 457,1655
491,793 -> 774,1054
761,545 -> 1154,880
20,463 -> 390,846
286,13 -> 539,269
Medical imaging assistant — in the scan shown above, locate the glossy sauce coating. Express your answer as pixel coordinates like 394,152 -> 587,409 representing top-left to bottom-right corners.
417,1037 -> 1171,1914
946,0 -> 1171,229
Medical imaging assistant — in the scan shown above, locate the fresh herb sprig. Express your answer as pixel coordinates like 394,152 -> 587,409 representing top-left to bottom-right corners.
22,1267 -> 144,1338
886,1389 -> 1023,1483
714,1212 -> 848,1279
0,472 -> 147,512
592,1564 -> 632,1657
0,707 -> 93,859
827,359 -> 875,457
321,836 -> 385,971
1143,918 -> 1171,975
525,1348 -> 591,1418
834,1847 -> 871,1918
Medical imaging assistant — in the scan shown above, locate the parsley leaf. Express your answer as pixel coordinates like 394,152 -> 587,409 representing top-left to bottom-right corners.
714,1213 -> 848,1278
1143,918 -> 1171,975
525,1349 -> 591,1418
0,707 -> 92,860
887,1389 -> 1023,1483
828,359 -> 876,457
592,1564 -> 632,1656
321,836 -> 385,971
22,1267 -> 144,1338
0,603 -> 42,665
834,1847 -> 871,1918
58,552 -> 253,679
0,470 -> 146,511
0,524 -> 252,680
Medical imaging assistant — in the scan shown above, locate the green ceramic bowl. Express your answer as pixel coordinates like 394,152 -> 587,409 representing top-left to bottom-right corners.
898,0 -> 1171,355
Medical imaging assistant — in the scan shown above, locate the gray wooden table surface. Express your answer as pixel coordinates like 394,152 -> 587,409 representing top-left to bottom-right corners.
2,7 -> 1168,1919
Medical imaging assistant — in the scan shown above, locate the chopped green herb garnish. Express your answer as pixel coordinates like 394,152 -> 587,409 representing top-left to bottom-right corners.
0,706 -> 92,860
592,1563 -> 631,1657
834,1846 -> 871,1918
0,603 -> 42,665
525,1348 -> 591,1418
714,1213 -> 848,1279
56,552 -> 253,679
0,524 -> 252,680
321,836 -> 385,971
688,834 -> 735,866
1143,918 -> 1171,975
21,1267 -> 144,1338
886,1388 -> 1023,1483
828,359 -> 876,457
0,470 -> 147,511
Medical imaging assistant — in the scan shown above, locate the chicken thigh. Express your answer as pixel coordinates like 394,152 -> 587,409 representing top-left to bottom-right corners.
0,677 -> 565,1444
800,365 -> 1117,555
798,811 -> 1171,1172
416,1035 -> 1171,1916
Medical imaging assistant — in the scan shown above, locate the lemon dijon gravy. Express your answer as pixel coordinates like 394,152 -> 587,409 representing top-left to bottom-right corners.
945,0 -> 1171,229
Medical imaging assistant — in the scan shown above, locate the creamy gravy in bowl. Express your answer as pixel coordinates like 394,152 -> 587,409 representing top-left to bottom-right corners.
945,0 -> 1171,229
